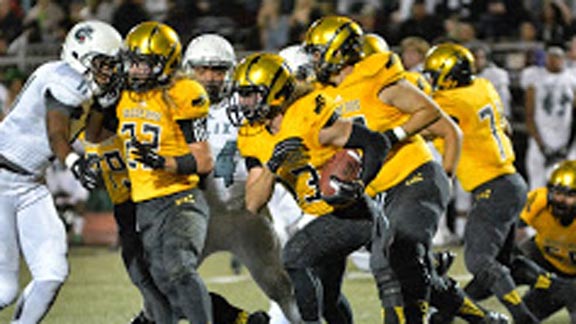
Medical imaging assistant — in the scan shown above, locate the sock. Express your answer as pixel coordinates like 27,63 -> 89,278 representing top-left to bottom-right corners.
11,280 -> 63,324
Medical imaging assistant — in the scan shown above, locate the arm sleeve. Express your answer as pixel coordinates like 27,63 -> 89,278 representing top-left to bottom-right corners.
344,123 -> 390,185
177,117 -> 208,143
245,156 -> 262,171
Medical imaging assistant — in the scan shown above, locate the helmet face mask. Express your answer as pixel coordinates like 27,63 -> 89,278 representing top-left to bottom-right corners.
123,21 -> 182,92
183,34 -> 236,102
61,20 -> 123,94
227,53 -> 294,127
423,43 -> 475,91
303,16 -> 364,84
547,160 -> 576,226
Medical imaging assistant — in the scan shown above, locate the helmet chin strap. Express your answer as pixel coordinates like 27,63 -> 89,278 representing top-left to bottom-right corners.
549,203 -> 576,226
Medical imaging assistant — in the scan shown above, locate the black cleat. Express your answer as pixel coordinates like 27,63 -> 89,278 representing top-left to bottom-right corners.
129,311 -> 155,324
482,311 -> 510,324
434,250 -> 456,276
247,311 -> 270,324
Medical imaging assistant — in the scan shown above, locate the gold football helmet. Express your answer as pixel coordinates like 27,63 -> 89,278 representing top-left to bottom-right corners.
227,53 -> 295,126
362,33 -> 389,56
303,16 -> 364,83
547,160 -> 576,226
123,21 -> 181,91
423,43 -> 475,91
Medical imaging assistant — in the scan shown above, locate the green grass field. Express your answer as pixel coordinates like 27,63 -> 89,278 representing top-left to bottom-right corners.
0,246 -> 570,323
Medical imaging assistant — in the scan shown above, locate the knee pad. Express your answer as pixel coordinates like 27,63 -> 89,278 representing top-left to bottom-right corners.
0,271 -> 19,308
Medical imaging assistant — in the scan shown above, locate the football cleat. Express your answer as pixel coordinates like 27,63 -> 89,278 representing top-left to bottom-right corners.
247,311 -> 271,324
482,311 -> 510,324
433,250 -> 456,276
129,311 -> 155,324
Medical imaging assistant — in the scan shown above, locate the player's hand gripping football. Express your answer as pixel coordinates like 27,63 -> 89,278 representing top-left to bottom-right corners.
70,155 -> 101,190
322,176 -> 364,206
131,138 -> 166,169
266,137 -> 307,173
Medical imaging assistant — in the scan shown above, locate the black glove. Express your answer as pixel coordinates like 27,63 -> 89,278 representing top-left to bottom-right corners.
322,176 -> 364,206
266,137 -> 306,173
70,155 -> 100,190
131,138 -> 165,169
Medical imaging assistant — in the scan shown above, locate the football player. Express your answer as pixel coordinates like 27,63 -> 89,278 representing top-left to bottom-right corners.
423,43 -> 539,323
516,160 -> 576,323
0,20 -> 119,323
363,34 -> 509,324
228,53 -> 404,323
303,16 -> 462,323
182,33 -> 302,323
114,21 -> 213,324
522,47 -> 576,189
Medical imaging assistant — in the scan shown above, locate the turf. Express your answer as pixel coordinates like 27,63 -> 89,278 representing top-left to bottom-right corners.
0,246 -> 570,323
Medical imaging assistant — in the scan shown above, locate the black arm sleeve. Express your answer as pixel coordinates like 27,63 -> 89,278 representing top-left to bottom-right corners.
177,117 -> 208,143
102,108 -> 119,132
45,89 -> 81,118
245,156 -> 263,171
344,123 -> 391,185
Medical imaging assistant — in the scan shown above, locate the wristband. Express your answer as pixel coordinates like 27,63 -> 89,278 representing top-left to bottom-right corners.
392,126 -> 407,142
65,152 -> 80,169
175,154 -> 197,175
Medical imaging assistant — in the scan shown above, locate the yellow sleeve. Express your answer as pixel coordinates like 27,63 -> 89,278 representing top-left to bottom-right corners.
366,52 -> 405,89
168,79 -> 210,120
521,188 -> 548,226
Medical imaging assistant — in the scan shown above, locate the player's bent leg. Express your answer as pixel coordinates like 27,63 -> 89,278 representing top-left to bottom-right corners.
0,270 -> 19,309
232,211 -> 302,323
162,194 -> 212,323
15,192 -> 68,324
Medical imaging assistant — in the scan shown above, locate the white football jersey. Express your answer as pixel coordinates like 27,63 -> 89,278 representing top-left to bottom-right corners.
204,103 -> 248,213
0,61 -> 91,175
479,64 -> 511,117
521,67 -> 576,149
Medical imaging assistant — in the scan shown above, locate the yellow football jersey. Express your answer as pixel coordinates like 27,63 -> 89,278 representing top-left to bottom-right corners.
80,132 -> 131,205
238,91 -> 340,216
404,71 -> 432,96
433,78 -> 515,191
521,187 -> 576,275
322,52 -> 434,196
116,78 -> 209,202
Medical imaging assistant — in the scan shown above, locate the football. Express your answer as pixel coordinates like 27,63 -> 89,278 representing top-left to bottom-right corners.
319,149 -> 362,197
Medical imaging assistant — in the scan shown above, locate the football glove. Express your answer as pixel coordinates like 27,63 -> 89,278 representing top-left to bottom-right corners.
70,155 -> 100,190
266,137 -> 306,173
322,176 -> 364,206
131,138 -> 165,169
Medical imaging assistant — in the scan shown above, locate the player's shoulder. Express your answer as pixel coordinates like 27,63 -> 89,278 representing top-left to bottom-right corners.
523,187 -> 548,221
168,77 -> 210,118
355,52 -> 404,80
39,61 -> 92,105
404,71 -> 432,95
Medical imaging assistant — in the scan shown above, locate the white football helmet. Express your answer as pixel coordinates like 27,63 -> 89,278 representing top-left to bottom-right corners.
61,20 -> 122,93
183,34 -> 236,71
279,45 -> 314,81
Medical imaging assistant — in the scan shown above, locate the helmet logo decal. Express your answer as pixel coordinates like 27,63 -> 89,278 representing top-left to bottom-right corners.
75,26 -> 94,43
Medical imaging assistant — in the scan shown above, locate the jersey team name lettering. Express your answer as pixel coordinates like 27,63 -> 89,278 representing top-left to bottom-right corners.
123,108 -> 161,122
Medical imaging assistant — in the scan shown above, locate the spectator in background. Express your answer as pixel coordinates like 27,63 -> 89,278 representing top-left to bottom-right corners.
398,0 -> 444,44
522,46 -> 576,189
0,0 -> 23,44
470,42 -> 513,118
258,0 -> 289,50
0,67 -> 25,118
519,19 -> 540,42
112,0 -> 150,36
399,36 -> 430,71
336,0 -> 380,15
289,0 -> 322,43
23,0 -> 65,43
79,0 -> 115,22
539,0 -> 572,46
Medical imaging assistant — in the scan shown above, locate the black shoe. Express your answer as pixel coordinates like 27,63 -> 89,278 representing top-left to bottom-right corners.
129,311 -> 155,324
434,250 -> 456,276
247,311 -> 270,324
